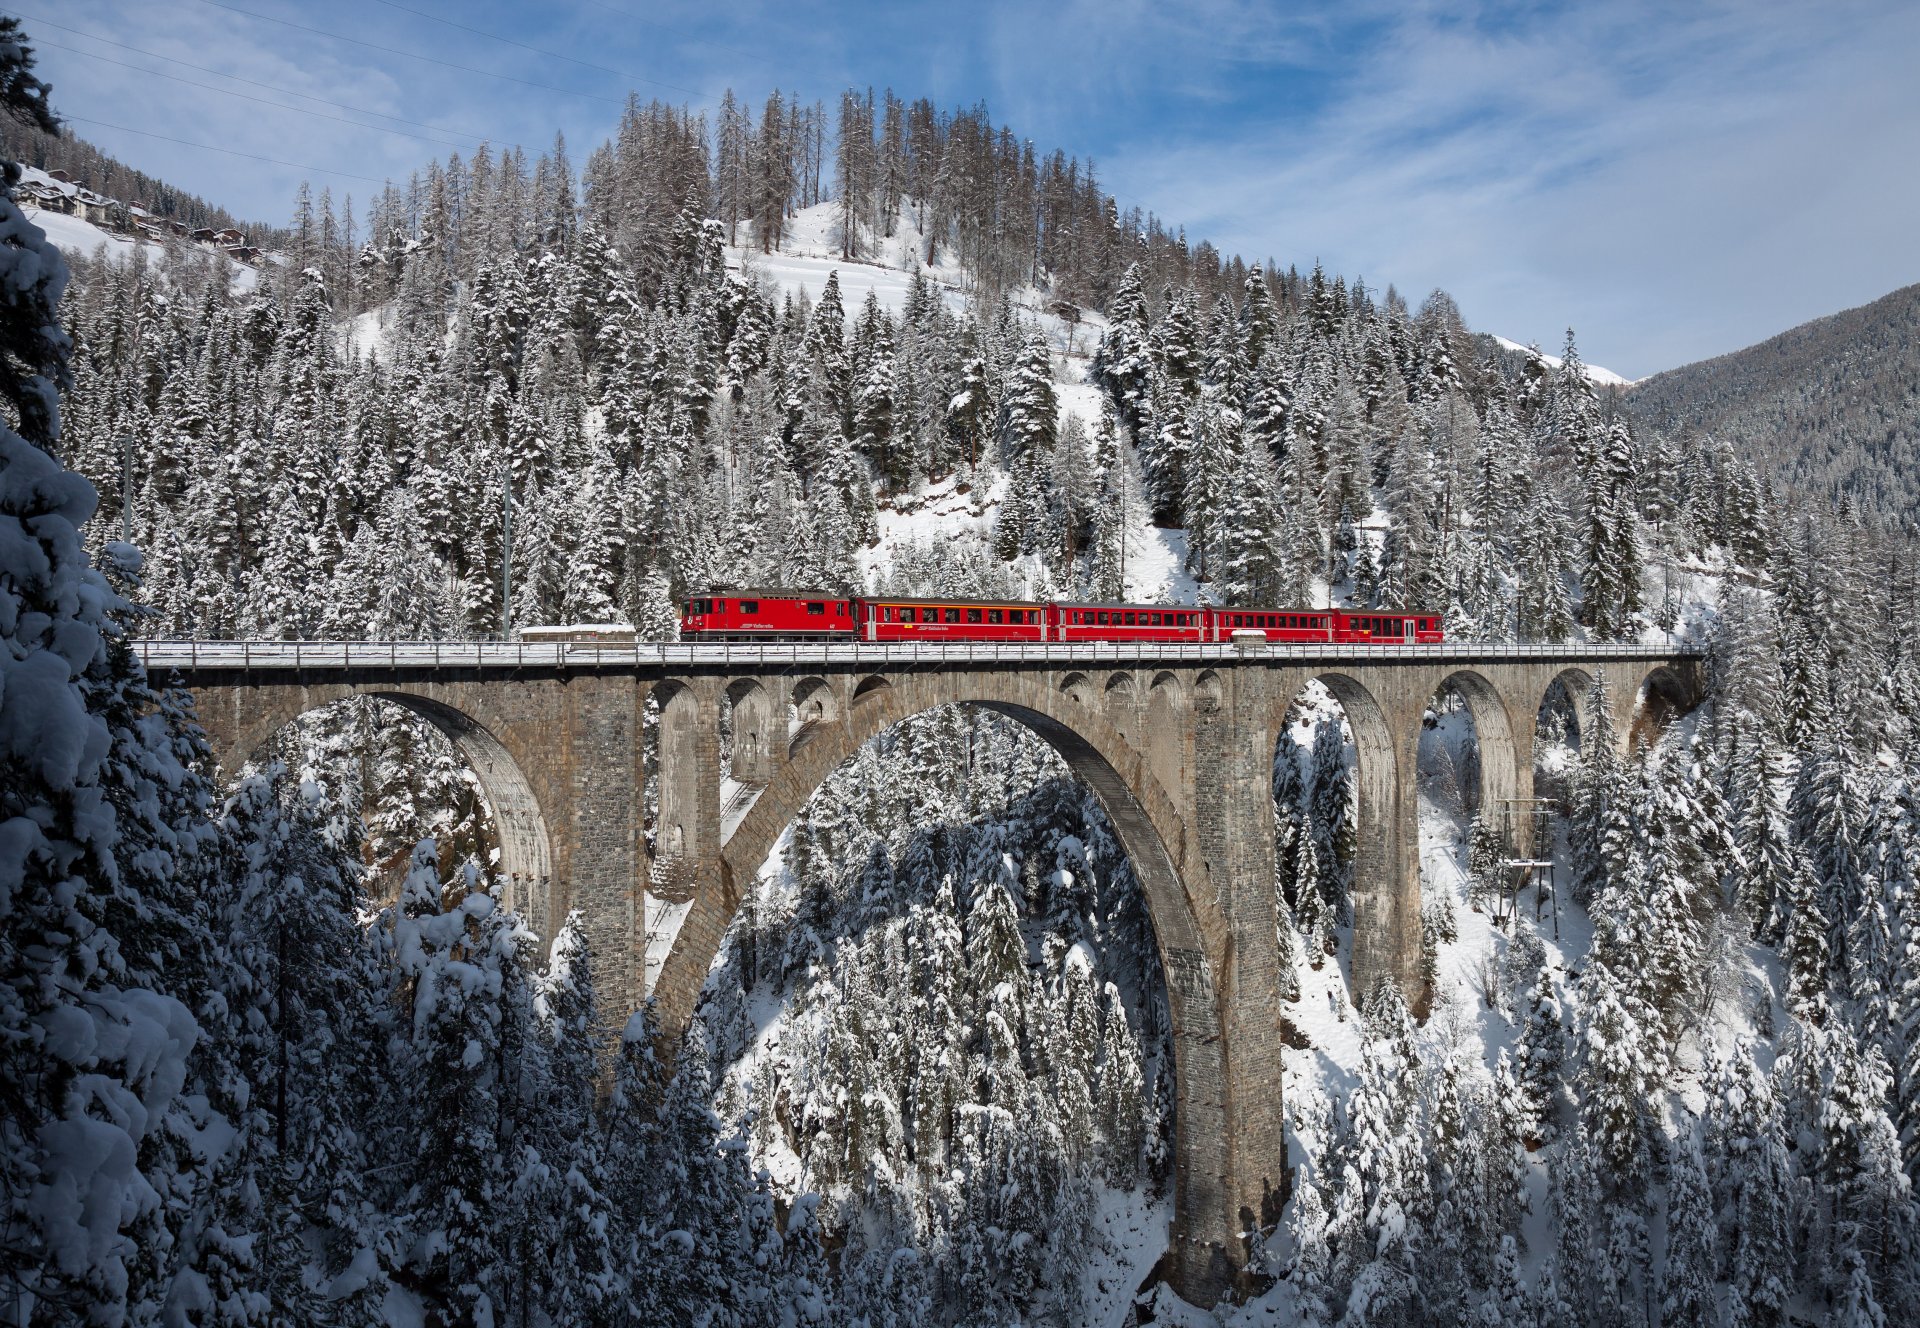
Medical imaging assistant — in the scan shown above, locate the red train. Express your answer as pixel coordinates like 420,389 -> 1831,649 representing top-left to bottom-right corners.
679,591 -> 1444,645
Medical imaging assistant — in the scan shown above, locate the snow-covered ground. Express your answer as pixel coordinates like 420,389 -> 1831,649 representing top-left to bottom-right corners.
20,169 -> 261,293
1492,333 -> 1636,388
731,199 -> 1110,364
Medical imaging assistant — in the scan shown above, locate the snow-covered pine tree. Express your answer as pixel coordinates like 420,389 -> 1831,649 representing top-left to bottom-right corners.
1513,969 -> 1566,1143
1658,1131 -> 1715,1327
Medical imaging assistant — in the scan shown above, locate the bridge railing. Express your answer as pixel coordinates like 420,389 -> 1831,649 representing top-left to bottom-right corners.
134,638 -> 1702,672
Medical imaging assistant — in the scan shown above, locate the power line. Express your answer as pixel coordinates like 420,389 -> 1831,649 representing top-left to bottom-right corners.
32,37 -> 483,153
192,0 -> 630,106
365,0 -> 698,98
59,115 -> 390,185
4,10 -> 509,145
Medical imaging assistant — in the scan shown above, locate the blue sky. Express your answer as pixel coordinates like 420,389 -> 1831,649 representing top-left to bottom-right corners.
21,0 -> 1920,378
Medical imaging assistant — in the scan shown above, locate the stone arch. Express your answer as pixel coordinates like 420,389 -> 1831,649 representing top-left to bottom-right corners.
673,678 -> 1215,1023
653,680 -> 706,866
1275,671 -> 1407,1001
852,674 -> 891,705
1144,672 -> 1188,798
1629,664 -> 1694,751
649,674 -> 1239,1297
787,677 -> 836,758
1193,670 -> 1224,715
1059,671 -> 1094,706
1423,669 -> 1523,822
1532,667 -> 1594,807
1539,666 -> 1596,748
723,678 -> 774,785
207,685 -> 557,938
1103,672 -> 1141,746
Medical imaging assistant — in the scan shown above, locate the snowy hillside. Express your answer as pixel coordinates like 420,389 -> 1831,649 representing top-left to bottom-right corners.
20,165 -> 262,291
730,198 -> 1111,364
1492,333 -> 1635,387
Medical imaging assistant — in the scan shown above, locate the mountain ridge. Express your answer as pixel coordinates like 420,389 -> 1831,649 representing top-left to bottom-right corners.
1621,280 -> 1920,514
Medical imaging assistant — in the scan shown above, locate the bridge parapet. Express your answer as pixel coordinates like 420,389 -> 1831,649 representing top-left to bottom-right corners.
136,637 -> 1703,674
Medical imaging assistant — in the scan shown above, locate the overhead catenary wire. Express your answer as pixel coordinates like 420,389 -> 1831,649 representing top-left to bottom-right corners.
3,10 -> 510,145
191,0 -> 631,107
363,0 -> 699,98
31,37 -> 485,153
58,115 -> 390,185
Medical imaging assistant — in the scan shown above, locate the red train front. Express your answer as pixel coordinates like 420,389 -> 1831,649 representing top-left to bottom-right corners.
679,591 -> 858,639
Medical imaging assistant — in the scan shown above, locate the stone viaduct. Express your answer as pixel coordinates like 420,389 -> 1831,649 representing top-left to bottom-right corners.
138,637 -> 1703,1305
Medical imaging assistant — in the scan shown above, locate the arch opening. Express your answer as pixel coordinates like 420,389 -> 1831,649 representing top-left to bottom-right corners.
721,678 -> 774,786
1415,672 -> 1522,941
1273,674 -> 1397,1008
1533,669 -> 1592,808
788,676 -> 837,758
652,682 -> 704,883
691,699 -> 1191,1317
249,692 -> 552,935
635,671 -> 1247,1308
1631,665 -> 1692,751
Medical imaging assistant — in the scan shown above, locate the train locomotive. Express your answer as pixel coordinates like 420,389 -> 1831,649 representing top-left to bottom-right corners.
680,591 -> 1444,645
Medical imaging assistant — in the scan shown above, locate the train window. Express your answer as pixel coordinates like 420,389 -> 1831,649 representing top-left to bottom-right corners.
1120,612 -> 1132,625
967,609 -> 983,623
806,602 -> 825,615
1097,612 -> 1111,625
741,600 -> 759,614
988,609 -> 1003,624
941,608 -> 958,623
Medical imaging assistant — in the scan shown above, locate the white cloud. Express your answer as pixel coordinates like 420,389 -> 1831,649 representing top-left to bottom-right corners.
1096,0 -> 1920,375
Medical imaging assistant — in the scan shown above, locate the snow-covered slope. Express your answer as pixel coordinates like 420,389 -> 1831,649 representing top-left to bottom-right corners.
730,199 -> 1109,363
1492,334 -> 1635,387
19,167 -> 261,292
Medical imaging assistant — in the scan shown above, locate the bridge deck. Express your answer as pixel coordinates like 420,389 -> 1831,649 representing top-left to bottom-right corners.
132,638 -> 1702,673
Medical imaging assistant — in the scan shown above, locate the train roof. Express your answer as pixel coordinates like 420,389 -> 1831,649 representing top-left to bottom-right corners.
684,588 -> 846,599
1053,599 -> 1207,611
858,594 -> 1047,607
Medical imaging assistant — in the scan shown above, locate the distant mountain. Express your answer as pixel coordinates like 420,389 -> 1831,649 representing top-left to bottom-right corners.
1622,283 -> 1920,515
